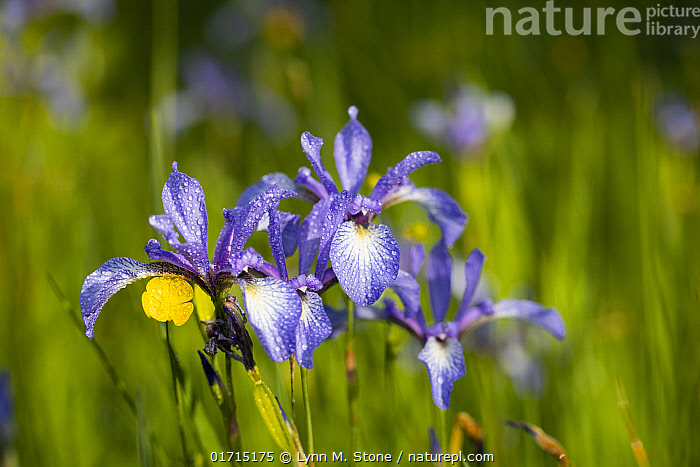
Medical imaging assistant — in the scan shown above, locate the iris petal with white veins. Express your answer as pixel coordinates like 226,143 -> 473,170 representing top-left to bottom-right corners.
295,291 -> 332,369
240,276 -> 302,362
80,257 -> 205,338
329,221 -> 400,306
417,335 -> 466,410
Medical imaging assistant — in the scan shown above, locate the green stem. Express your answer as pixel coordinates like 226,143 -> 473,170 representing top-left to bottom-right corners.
345,298 -> 359,462
213,296 -> 242,453
225,351 -> 243,453
384,324 -> 398,449
290,356 -> 296,420
165,322 -> 191,466
301,367 -> 314,460
439,408 -> 447,465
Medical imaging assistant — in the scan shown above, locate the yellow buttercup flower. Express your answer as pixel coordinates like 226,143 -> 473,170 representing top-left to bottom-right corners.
141,276 -> 194,326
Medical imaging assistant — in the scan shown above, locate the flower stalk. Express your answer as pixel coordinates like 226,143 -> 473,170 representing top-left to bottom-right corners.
345,298 -> 359,461
164,322 -> 192,466
300,367 -> 314,462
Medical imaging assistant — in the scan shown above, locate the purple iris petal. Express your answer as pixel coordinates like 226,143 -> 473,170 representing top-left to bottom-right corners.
384,299 -> 427,341
148,214 -> 180,246
144,239 -> 198,275
80,257 -> 205,338
417,334 -> 466,410
456,299 -> 493,335
239,275 -> 302,362
301,132 -> 338,196
220,247 -> 263,277
230,186 -> 296,253
160,162 -> 210,278
334,106 -> 372,196
213,185 -> 295,270
454,248 -> 486,322
213,208 -> 238,270
410,243 -> 425,278
347,194 -> 382,215
390,270 -> 422,317
237,172 -> 302,206
325,304 -> 348,339
369,151 -> 441,202
384,184 -> 467,248
491,299 -> 565,340
295,291 -> 332,369
427,242 -> 452,323
289,274 -> 323,292
314,191 -> 352,280
295,167 -> 328,200
329,221 -> 400,306
267,210 -> 288,281
172,243 -> 212,281
320,267 -> 337,285
457,299 -> 565,341
297,196 -> 332,275
278,212 -> 300,257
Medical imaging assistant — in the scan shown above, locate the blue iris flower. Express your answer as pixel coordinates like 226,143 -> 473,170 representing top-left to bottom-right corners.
238,204 -> 332,369
241,106 -> 467,307
80,162 -> 310,365
361,242 -> 565,410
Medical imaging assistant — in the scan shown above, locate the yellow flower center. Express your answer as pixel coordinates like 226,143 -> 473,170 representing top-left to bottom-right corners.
141,276 -> 194,326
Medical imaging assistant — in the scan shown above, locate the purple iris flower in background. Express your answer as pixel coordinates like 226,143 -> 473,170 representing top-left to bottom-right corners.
410,84 -> 515,158
243,106 -> 467,307
0,0 -> 114,131
80,162 -> 307,365
655,95 -> 699,154
362,243 -> 565,410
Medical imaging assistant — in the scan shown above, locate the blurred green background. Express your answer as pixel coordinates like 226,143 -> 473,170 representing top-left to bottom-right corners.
1,0 -> 698,465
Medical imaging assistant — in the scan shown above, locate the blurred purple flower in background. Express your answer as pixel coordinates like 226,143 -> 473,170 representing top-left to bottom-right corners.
170,50 -> 298,143
0,0 -> 114,131
1,0 -> 113,34
467,322 -> 548,397
655,95 -> 699,154
164,0 -> 328,144
410,84 -> 515,158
